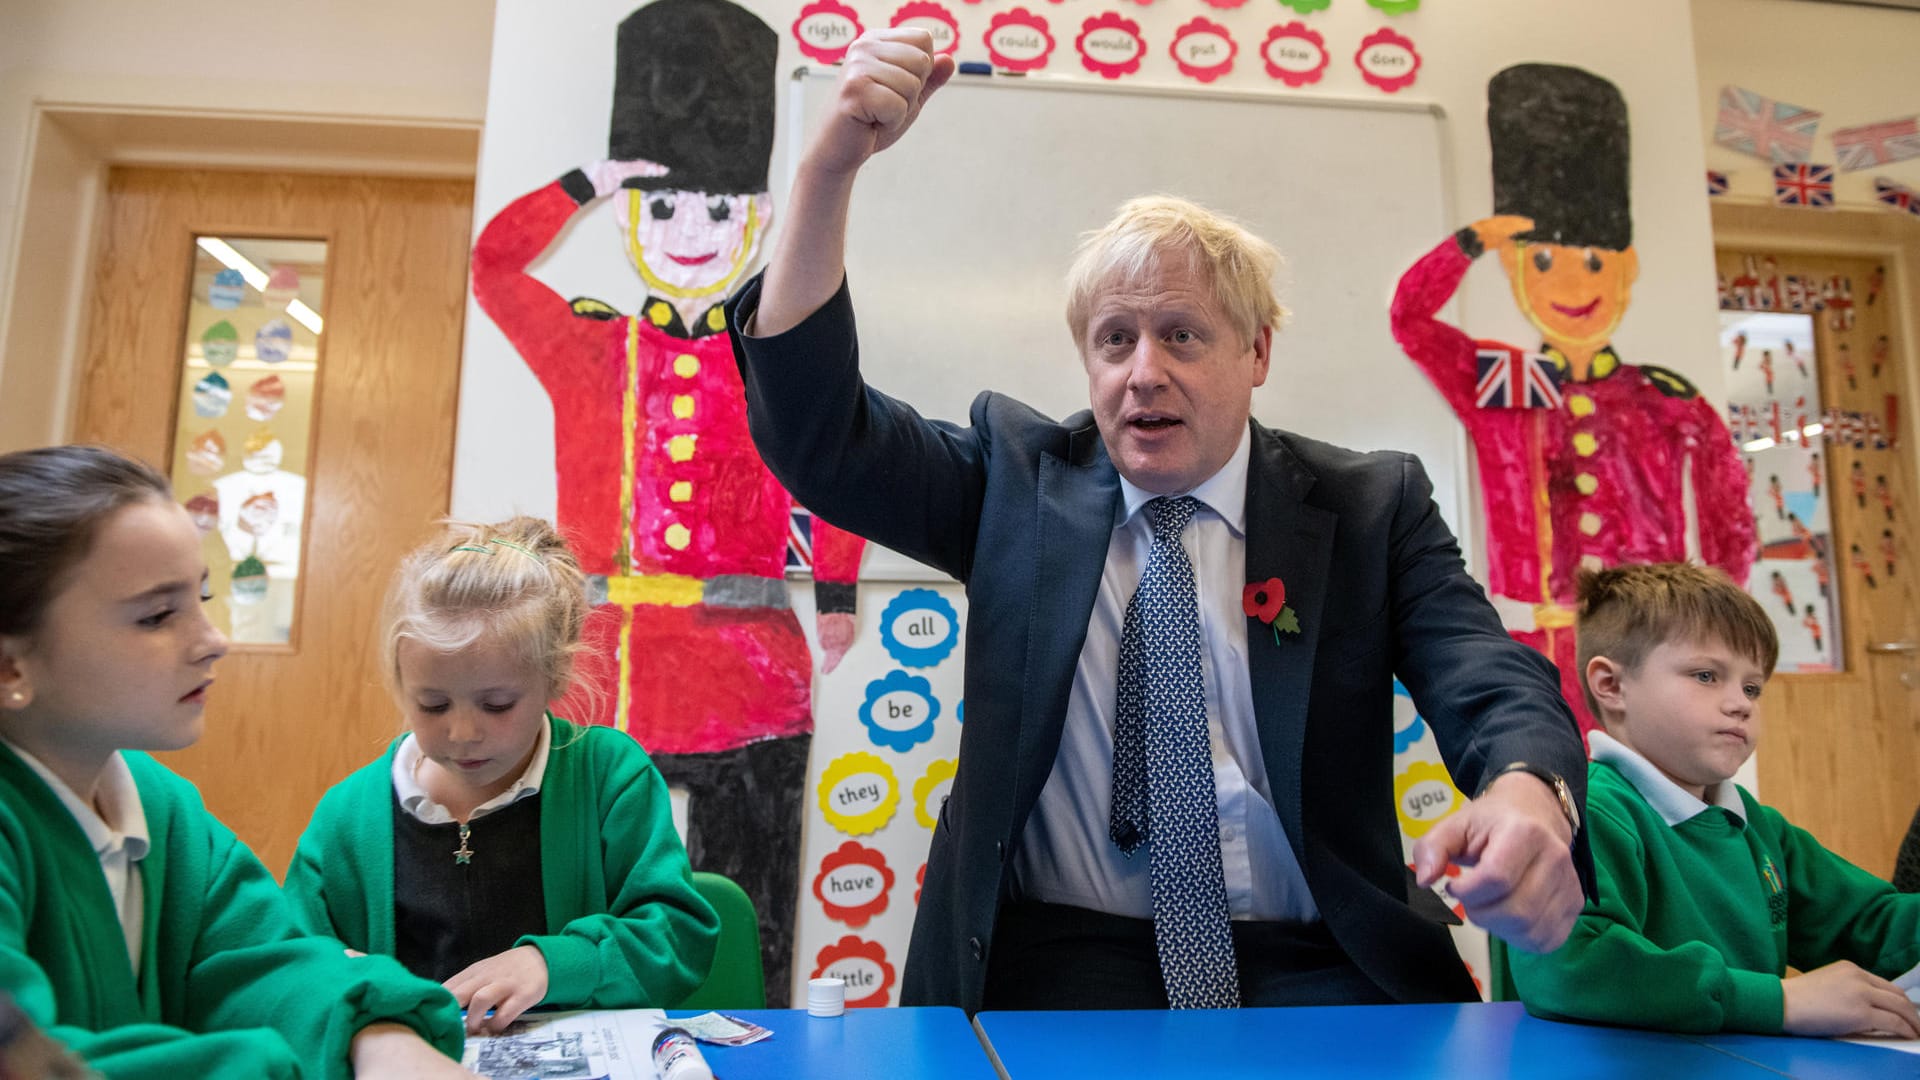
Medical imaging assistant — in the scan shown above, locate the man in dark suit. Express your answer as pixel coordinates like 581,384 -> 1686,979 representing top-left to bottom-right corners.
729,29 -> 1592,1013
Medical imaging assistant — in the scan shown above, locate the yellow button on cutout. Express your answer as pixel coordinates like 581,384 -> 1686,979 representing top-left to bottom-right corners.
1568,394 -> 1595,418
1578,512 -> 1603,536
669,481 -> 692,503
672,394 -> 696,419
707,307 -> 727,332
1572,432 -> 1598,457
673,354 -> 700,378
648,302 -> 673,327
668,435 -> 697,462
664,523 -> 691,550
1575,473 -> 1599,495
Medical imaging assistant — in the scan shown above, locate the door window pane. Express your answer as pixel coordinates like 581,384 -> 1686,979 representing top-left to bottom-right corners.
168,236 -> 326,647
1721,310 -> 1841,672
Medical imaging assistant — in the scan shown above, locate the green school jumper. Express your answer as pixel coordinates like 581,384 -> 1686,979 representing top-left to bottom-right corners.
0,745 -> 463,1079
284,715 -> 718,1009
1512,756 -> 1920,1033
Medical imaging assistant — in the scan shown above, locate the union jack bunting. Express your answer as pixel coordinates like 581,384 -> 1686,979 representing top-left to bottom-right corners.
1831,116 -> 1920,172
786,506 -> 814,571
1715,86 -> 1820,164
1773,163 -> 1835,209
1474,345 -> 1562,409
1875,177 -> 1920,217
1707,170 -> 1730,197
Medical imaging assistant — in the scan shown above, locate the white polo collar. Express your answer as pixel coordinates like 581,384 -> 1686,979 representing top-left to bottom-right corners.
1589,729 -> 1747,827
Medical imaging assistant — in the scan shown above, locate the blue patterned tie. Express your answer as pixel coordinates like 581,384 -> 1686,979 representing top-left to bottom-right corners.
1108,495 -> 1240,1009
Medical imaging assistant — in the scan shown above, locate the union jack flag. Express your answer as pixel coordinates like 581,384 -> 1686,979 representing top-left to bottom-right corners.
1773,163 -> 1834,209
1474,345 -> 1562,410
1875,177 -> 1920,217
786,506 -> 814,571
1831,116 -> 1920,172
1707,170 -> 1730,197
1715,86 -> 1820,164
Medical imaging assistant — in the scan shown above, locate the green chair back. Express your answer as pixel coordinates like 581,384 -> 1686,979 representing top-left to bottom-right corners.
679,871 -> 766,1009
1486,934 -> 1516,1003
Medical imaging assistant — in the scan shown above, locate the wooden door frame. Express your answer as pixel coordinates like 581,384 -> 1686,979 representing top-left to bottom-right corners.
0,104 -> 480,455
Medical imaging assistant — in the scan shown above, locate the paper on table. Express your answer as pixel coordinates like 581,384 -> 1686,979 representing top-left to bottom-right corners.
1836,962 -> 1920,1056
462,1009 -> 668,1079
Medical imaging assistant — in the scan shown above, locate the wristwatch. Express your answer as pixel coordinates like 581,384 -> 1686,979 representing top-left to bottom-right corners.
1482,760 -> 1580,836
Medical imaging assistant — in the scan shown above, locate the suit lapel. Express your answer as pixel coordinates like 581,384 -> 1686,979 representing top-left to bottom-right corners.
1015,423 -> 1121,821
1243,423 -> 1335,863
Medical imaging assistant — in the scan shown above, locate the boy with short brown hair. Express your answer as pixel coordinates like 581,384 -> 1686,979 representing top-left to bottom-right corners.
1510,562 -> 1920,1037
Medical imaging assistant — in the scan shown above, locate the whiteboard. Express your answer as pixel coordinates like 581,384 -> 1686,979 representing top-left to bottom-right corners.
790,69 -> 1464,581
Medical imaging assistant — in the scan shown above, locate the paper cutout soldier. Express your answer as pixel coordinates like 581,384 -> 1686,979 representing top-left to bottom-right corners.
1392,63 -> 1755,734
471,0 -> 867,1004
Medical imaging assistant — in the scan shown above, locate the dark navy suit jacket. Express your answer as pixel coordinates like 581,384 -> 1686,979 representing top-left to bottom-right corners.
728,274 -> 1592,1013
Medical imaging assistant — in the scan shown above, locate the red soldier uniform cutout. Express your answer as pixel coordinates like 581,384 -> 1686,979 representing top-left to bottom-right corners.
1759,349 -> 1775,395
1731,330 -> 1747,370
1770,569 -> 1794,616
1852,460 -> 1868,508
1808,450 -> 1821,498
1768,474 -> 1785,520
469,0 -> 864,1004
1812,552 -> 1831,598
1878,474 -> 1895,521
1883,528 -> 1898,577
1392,64 -> 1753,735
1851,542 -> 1877,589
1802,604 -> 1822,651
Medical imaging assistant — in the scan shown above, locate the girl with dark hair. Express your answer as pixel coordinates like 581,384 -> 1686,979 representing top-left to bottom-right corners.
0,445 -> 468,1078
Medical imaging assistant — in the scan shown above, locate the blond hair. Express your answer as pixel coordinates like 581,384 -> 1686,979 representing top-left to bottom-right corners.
1575,562 -> 1779,719
380,516 -> 594,707
1064,195 -> 1287,350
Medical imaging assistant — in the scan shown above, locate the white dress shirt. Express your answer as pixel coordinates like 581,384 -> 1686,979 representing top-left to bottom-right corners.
391,719 -> 552,825
1588,729 -> 1747,827
1012,427 -> 1319,922
3,739 -> 149,971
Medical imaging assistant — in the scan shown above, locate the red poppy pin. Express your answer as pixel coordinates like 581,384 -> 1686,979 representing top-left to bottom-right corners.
1243,577 -> 1300,640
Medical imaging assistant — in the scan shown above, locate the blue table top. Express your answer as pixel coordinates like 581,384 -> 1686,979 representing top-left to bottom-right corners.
974,1002 -> 1833,1079
667,1007 -> 995,1079
1687,1031 -> 1920,1080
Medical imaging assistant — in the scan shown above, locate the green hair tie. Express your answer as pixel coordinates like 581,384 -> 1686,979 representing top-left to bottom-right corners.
488,538 -> 542,561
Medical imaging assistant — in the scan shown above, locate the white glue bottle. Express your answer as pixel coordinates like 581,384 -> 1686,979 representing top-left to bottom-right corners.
651,1026 -> 713,1080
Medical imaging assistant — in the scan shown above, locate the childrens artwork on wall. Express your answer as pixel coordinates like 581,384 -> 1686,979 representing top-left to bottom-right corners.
1772,162 -> 1836,209
1875,177 -> 1920,216
1260,22 -> 1328,87
1720,311 -> 1841,672
985,8 -> 1054,71
1076,13 -> 1145,80
1353,27 -> 1419,92
1390,681 -> 1488,997
800,582 -> 964,1006
1169,17 -> 1236,83
1391,63 -> 1755,735
1714,86 -> 1821,164
1831,116 -> 1920,172
467,0 -> 872,1006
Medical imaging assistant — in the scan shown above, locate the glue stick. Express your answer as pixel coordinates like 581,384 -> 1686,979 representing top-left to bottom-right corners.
651,1026 -> 713,1080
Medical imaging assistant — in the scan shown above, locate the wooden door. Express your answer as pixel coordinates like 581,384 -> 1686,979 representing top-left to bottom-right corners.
72,168 -> 472,875
1714,206 -> 1920,879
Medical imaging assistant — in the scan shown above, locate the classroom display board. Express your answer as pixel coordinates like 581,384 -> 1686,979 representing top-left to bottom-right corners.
788,68 -> 1463,578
